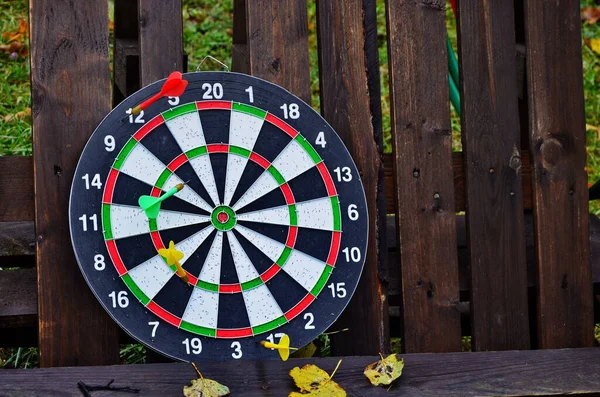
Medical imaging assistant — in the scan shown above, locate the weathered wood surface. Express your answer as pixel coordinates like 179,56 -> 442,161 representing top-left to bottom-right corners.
385,0 -> 461,352
1,348 -> 600,396
138,0 -> 184,85
29,0 -> 119,366
0,157 -> 33,222
317,0 -> 388,355
233,0 -> 311,103
0,152 -> 534,224
457,0 -> 530,351
0,269 -> 36,328
525,0 -> 594,348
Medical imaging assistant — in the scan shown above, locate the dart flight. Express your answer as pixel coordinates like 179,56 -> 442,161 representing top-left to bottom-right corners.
138,183 -> 185,219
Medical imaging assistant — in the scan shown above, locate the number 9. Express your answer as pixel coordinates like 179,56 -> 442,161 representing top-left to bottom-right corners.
104,135 -> 115,152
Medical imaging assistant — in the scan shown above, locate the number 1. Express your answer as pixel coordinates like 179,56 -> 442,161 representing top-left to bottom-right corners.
245,86 -> 254,103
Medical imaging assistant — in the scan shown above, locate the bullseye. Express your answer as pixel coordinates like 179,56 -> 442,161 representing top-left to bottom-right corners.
217,212 -> 229,224
211,205 -> 237,231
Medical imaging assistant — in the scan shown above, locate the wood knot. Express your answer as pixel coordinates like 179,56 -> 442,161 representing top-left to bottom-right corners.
270,57 -> 281,72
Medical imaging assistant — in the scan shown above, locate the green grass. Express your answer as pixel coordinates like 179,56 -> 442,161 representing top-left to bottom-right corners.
0,0 -> 31,156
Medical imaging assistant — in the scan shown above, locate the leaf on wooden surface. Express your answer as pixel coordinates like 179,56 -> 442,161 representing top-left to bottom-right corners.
591,38 -> 600,55
184,362 -> 230,397
289,360 -> 346,397
364,353 -> 404,386
582,7 -> 600,24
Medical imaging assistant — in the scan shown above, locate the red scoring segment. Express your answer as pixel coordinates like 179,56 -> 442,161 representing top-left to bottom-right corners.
101,99 -> 345,338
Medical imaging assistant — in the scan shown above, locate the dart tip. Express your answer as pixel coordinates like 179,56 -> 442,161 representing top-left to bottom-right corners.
131,105 -> 142,116
175,183 -> 185,191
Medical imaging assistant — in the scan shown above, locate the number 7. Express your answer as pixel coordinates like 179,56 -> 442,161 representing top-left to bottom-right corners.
148,321 -> 159,338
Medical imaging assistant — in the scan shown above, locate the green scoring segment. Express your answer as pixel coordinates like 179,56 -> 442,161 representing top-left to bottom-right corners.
99,101 -> 343,339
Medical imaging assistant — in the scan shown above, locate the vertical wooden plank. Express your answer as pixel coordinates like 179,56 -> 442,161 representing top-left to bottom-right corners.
457,0 -> 530,350
525,0 -> 594,348
30,0 -> 120,366
243,0 -> 311,104
385,0 -> 461,352
138,0 -> 183,85
318,0 -> 389,355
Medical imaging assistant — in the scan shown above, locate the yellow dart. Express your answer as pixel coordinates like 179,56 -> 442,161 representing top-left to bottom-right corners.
158,240 -> 189,284
260,334 -> 298,361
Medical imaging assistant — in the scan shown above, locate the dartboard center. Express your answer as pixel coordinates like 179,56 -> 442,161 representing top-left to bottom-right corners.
211,205 -> 237,231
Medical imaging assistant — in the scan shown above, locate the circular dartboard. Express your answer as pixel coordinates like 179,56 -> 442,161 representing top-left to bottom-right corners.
69,72 -> 368,361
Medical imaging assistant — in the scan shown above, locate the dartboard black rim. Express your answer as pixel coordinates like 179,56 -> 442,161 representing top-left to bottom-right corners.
69,71 -> 368,361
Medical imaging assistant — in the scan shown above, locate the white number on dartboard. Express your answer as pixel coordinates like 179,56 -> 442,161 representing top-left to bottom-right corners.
109,291 -> 129,308
280,103 -> 300,119
93,254 -> 105,271
342,247 -> 361,262
245,86 -> 254,103
79,214 -> 98,232
304,313 -> 316,329
126,108 -> 145,124
202,83 -> 224,99
148,321 -> 159,338
266,333 -> 285,350
104,135 -> 115,152
333,167 -> 352,182
328,282 -> 347,298
82,174 -> 102,190
168,96 -> 180,106
231,342 -> 243,359
315,132 -> 327,148
347,204 -> 359,221
183,338 -> 202,355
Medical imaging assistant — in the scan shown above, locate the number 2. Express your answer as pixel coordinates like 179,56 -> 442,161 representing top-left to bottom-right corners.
304,313 -> 315,329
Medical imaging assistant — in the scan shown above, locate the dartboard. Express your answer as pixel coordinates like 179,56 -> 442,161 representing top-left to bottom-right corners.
69,72 -> 368,361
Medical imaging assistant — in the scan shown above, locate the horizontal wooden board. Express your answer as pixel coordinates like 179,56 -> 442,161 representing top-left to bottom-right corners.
0,152 -> 533,223
0,348 -> 599,396
0,269 -> 36,328
0,157 -> 34,222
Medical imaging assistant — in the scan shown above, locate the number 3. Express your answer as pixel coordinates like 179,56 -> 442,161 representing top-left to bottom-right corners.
231,341 -> 242,359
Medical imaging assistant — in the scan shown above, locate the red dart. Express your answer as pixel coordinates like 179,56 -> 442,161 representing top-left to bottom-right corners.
130,71 -> 188,115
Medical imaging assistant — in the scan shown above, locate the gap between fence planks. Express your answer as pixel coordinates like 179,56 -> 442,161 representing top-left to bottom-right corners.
1,349 -> 600,396
457,0 -> 530,350
316,0 -> 389,355
385,0 -> 461,352
525,0 -> 594,348
29,0 -> 119,366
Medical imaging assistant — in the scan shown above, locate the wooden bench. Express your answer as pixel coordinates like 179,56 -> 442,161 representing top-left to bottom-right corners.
1,0 -> 599,395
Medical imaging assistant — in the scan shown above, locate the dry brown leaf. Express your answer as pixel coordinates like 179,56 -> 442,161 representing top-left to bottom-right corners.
3,108 -> 31,122
2,18 -> 28,43
582,7 -> 600,24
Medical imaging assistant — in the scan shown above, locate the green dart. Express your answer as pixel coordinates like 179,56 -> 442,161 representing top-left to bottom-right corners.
138,183 -> 185,219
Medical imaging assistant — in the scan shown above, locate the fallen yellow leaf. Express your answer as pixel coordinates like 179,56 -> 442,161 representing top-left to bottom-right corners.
183,362 -> 230,397
364,353 -> 404,386
590,38 -> 600,55
289,360 -> 346,397
3,108 -> 31,122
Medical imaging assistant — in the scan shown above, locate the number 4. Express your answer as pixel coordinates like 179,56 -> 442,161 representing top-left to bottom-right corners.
315,132 -> 326,148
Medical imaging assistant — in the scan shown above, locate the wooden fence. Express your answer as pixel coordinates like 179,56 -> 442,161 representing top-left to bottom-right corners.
1,0 -> 599,395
